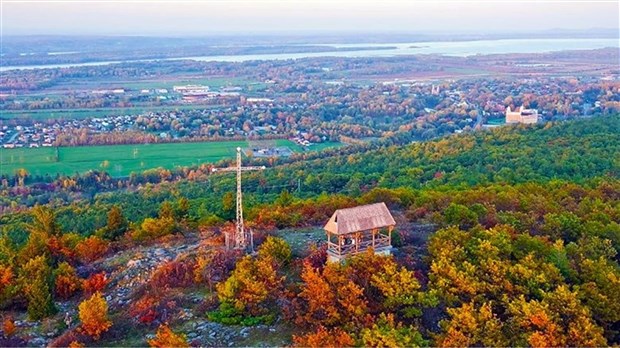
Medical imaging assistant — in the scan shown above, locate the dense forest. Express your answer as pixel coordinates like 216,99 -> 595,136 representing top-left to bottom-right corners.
0,116 -> 619,346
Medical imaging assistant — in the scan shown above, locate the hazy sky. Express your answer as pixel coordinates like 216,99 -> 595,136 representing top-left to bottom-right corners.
2,0 -> 619,36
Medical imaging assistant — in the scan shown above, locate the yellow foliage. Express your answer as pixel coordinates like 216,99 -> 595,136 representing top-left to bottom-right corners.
293,326 -> 355,347
68,341 -> 85,348
148,325 -> 189,348
78,292 -> 112,340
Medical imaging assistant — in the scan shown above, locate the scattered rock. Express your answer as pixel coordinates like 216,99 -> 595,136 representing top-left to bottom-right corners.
30,337 -> 47,347
127,259 -> 142,268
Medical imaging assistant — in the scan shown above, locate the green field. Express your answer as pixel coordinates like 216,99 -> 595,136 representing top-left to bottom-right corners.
0,140 -> 343,177
486,118 -> 507,125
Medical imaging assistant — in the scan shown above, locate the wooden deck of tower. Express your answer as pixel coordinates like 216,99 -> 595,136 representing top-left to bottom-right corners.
324,202 -> 396,262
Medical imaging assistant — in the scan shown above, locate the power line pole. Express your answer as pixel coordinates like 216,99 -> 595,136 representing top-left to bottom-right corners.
212,147 -> 265,252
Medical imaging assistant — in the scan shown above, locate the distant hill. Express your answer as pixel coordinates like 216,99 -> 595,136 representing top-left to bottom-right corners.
269,115 -> 619,194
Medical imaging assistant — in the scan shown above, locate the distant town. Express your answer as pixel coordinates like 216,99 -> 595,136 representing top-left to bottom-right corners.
2,49 -> 618,150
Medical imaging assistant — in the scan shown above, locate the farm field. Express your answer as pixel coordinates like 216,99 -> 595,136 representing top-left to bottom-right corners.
43,76 -> 265,92
0,139 -> 343,177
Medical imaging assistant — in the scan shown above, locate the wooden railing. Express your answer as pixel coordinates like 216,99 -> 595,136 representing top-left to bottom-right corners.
327,237 -> 391,256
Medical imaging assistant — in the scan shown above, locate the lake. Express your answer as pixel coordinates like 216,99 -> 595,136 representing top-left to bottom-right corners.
1,38 -> 617,72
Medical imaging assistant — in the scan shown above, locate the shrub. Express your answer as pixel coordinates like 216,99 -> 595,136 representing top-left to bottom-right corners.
19,255 -> 57,320
3,317 -> 16,338
83,272 -> 108,295
0,264 -> 16,307
150,260 -> 195,289
132,217 -> 175,241
54,262 -> 82,299
193,250 -> 237,291
129,295 -> 159,325
78,292 -> 111,340
292,326 -> 355,347
75,236 -> 109,263
257,236 -> 292,266
148,325 -> 189,348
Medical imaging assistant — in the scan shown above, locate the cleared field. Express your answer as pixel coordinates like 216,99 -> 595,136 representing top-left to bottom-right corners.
0,141 -> 247,177
0,140 -> 344,177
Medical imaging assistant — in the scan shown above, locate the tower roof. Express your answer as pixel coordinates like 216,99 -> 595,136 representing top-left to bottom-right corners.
324,202 -> 396,235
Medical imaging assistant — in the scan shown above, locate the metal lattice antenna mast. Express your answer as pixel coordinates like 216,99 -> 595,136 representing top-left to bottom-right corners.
212,147 -> 265,252
235,147 -> 245,250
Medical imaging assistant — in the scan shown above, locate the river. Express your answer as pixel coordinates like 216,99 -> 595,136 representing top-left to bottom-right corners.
1,38 -> 617,72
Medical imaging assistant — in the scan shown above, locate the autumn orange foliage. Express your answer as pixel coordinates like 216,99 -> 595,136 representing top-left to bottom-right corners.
129,295 -> 160,325
83,272 -> 108,295
150,260 -> 195,289
0,265 -> 13,293
296,260 -> 369,330
293,326 -> 355,347
47,236 -> 76,262
68,341 -> 85,348
75,236 -> 109,263
2,317 -> 16,338
78,292 -> 112,340
56,275 -> 81,299
147,324 -> 189,348
54,262 -> 82,299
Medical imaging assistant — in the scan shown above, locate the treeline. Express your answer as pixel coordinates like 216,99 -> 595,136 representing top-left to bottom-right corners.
2,178 -> 618,345
1,116 -> 618,232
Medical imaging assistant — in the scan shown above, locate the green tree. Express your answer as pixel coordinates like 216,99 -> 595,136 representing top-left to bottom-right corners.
159,201 -> 174,220
371,258 -> 429,318
221,192 -> 235,221
444,203 -> 478,229
19,255 -> 57,320
210,254 -> 283,324
275,190 -> 294,207
176,197 -> 190,220
27,205 -> 61,238
360,313 -> 427,348
257,236 -> 292,266
97,205 -> 128,240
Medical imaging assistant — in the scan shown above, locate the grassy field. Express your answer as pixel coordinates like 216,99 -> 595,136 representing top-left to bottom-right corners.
51,76 -> 259,91
307,141 -> 345,152
0,140 -> 343,177
486,118 -> 507,125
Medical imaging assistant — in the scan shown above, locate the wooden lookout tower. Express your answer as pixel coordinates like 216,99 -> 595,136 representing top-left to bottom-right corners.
324,202 -> 396,262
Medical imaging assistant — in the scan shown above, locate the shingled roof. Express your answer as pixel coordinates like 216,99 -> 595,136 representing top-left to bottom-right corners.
324,202 -> 396,235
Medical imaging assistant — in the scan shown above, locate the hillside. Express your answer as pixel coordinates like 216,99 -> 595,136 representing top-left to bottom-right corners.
0,116 -> 619,346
